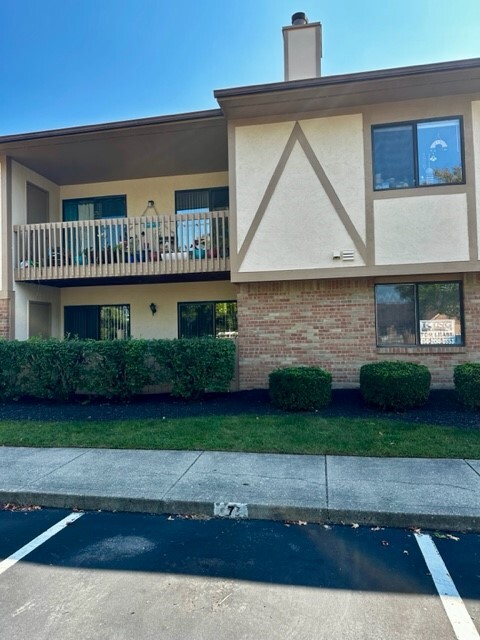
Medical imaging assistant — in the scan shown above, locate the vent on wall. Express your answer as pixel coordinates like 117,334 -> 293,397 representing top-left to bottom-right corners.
341,250 -> 355,261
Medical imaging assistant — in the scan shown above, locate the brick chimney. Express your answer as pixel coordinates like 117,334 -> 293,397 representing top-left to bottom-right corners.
283,12 -> 322,81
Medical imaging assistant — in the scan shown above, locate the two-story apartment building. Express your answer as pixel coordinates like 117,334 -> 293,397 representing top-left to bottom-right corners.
0,13 -> 479,389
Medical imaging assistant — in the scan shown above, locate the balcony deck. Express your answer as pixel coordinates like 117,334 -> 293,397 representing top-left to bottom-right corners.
14,211 -> 230,286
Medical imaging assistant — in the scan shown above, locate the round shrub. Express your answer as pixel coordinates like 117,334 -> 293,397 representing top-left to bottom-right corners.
454,362 -> 480,409
360,361 -> 431,411
269,366 -> 332,411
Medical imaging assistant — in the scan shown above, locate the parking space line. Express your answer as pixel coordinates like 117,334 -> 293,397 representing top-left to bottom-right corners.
415,532 -> 479,640
0,512 -> 84,576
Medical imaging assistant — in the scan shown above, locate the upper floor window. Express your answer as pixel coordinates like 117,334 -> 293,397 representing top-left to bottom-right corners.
175,187 -> 229,214
63,195 -> 127,221
372,117 -> 464,191
174,188 -> 229,255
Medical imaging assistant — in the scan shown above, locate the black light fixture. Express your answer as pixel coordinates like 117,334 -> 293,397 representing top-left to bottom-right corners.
149,302 -> 157,316
142,199 -> 159,215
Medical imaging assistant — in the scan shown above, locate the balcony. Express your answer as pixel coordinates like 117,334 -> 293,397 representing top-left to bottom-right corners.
14,211 -> 230,286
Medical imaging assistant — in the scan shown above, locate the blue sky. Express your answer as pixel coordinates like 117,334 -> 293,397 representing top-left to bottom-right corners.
1,0 -> 479,135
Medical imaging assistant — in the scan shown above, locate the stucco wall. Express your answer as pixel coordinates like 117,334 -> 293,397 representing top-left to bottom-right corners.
374,194 -> 469,265
234,116 -> 366,273
473,100 -> 480,254
10,162 -> 61,339
14,284 -> 61,341
232,95 -> 477,282
11,160 -> 60,226
60,280 -> 237,339
60,171 -> 229,218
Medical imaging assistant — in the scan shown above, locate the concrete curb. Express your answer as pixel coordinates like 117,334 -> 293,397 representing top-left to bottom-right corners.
1,491 -> 478,533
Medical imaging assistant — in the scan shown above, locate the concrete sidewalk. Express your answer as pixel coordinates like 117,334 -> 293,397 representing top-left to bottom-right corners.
0,447 -> 479,531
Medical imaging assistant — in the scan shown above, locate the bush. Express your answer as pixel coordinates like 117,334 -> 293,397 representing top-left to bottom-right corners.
360,361 -> 431,411
0,340 -> 29,401
269,366 -> 332,411
22,338 -> 87,401
454,362 -> 480,409
81,339 -> 155,400
169,337 -> 236,399
0,337 -> 236,402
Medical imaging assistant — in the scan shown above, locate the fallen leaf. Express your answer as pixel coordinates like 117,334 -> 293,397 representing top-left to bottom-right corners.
370,526 -> 383,532
351,523 -> 360,529
381,540 -> 389,546
1,503 -> 42,512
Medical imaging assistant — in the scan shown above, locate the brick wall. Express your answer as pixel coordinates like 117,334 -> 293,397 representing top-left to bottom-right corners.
0,298 -> 10,339
237,274 -> 480,389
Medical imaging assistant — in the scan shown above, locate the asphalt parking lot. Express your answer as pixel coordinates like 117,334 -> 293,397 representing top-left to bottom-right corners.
0,508 -> 478,640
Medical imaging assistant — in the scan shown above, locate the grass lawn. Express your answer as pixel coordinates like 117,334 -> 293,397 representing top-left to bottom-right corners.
0,414 -> 478,458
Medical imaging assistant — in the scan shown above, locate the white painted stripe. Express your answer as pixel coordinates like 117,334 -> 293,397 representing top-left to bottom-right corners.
0,512 -> 84,576
415,532 -> 480,640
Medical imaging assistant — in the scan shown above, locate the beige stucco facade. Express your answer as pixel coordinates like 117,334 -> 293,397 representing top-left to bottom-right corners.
234,115 -> 366,274
59,171 -> 229,218
229,93 -> 479,283
374,194 -> 470,265
473,100 -> 480,252
60,280 -> 237,340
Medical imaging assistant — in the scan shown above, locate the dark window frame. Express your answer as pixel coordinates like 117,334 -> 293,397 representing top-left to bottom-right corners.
175,187 -> 229,214
177,300 -> 238,339
372,116 -> 465,191
375,281 -> 465,347
62,195 -> 127,221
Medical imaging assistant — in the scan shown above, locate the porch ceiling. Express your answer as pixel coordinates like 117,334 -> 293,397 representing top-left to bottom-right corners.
0,110 -> 228,185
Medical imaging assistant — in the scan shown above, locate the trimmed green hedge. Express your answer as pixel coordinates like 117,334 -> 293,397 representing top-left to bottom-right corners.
360,361 -> 431,411
0,337 -> 236,402
269,366 -> 332,411
454,362 -> 480,409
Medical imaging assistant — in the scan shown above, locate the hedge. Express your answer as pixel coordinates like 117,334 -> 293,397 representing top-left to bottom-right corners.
0,337 -> 236,402
360,360 -> 431,411
269,366 -> 332,411
454,362 -> 480,409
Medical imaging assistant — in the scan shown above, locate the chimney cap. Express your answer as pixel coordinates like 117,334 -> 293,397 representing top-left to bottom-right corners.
291,12 -> 308,26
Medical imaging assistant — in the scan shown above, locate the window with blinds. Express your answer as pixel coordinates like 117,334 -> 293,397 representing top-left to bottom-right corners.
64,305 -> 130,340
175,188 -> 229,214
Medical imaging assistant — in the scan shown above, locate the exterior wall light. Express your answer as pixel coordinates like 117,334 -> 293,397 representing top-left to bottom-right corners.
149,302 -> 157,316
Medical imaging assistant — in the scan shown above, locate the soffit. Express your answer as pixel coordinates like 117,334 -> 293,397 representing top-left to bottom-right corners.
0,110 -> 228,185
215,59 -> 480,120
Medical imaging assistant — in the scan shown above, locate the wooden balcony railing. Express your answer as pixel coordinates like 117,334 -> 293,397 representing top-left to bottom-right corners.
14,211 -> 230,282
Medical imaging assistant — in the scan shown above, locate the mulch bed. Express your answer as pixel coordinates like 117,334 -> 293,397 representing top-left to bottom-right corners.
0,389 -> 478,429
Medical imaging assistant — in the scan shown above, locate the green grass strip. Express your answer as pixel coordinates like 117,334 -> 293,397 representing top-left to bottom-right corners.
0,414 -> 478,458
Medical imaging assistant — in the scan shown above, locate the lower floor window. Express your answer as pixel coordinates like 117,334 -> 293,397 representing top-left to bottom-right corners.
178,301 -> 237,338
64,304 -> 130,340
375,282 -> 464,346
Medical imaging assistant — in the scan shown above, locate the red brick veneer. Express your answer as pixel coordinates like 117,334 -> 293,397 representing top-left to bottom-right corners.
0,298 -> 10,338
236,273 -> 480,389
